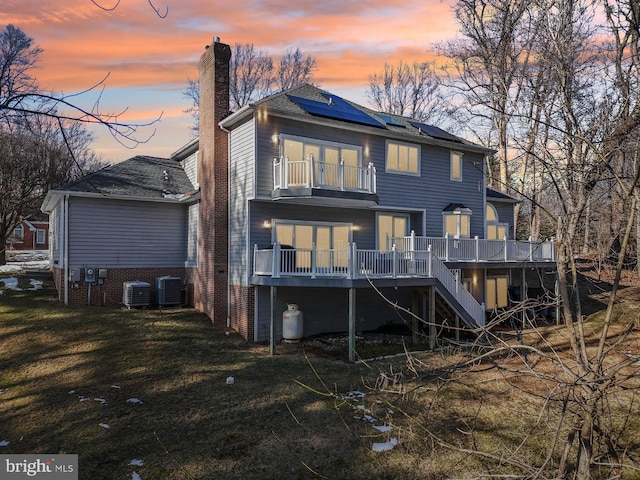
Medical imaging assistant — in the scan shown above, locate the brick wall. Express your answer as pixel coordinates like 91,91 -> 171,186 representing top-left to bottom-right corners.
193,38 -> 231,327
230,284 -> 255,341
51,266 -> 187,307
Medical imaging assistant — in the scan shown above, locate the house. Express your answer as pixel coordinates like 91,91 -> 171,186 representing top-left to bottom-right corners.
42,38 -> 556,358
6,214 -> 49,252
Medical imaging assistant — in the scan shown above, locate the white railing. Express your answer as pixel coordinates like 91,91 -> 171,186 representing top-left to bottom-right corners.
273,155 -> 376,194
253,243 -> 486,326
391,232 -> 556,263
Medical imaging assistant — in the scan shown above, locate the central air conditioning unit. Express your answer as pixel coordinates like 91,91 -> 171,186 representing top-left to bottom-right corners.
123,281 -> 151,308
155,276 -> 182,308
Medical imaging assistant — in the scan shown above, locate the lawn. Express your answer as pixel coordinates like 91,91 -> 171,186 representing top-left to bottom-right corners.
2,278 -> 640,479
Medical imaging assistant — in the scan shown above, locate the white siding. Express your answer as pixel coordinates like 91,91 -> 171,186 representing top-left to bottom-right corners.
186,202 -> 199,267
181,151 -> 199,189
229,118 -> 256,285
67,197 -> 187,268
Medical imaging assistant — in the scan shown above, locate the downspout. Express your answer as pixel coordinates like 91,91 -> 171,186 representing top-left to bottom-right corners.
220,122 -> 232,329
63,194 -> 69,305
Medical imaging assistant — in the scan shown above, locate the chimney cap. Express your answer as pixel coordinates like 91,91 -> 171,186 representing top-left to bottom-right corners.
214,36 -> 221,43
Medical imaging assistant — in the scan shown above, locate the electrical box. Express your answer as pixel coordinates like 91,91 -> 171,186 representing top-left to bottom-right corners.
85,267 -> 97,283
69,269 -> 80,282
98,269 -> 108,279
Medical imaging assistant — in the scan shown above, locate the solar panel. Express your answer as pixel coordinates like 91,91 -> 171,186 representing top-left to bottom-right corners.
376,114 -> 405,127
288,94 -> 385,128
409,121 -> 462,143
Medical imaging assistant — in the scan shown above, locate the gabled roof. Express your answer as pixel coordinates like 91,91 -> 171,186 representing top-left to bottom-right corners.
220,83 -> 492,154
42,156 -> 196,212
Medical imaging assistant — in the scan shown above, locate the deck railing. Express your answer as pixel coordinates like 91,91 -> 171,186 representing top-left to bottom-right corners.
253,243 -> 486,326
273,155 -> 376,194
390,232 -> 556,263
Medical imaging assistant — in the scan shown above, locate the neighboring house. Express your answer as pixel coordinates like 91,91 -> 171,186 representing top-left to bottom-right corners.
6,215 -> 49,251
42,38 -> 556,356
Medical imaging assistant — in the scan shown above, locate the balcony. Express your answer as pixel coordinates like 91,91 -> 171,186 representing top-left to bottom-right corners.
272,156 -> 378,205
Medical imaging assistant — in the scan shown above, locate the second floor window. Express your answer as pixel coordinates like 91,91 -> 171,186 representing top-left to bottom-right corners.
386,141 -> 420,175
450,151 -> 463,181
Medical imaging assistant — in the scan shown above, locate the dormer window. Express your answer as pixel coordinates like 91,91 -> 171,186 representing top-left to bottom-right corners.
443,204 -> 471,238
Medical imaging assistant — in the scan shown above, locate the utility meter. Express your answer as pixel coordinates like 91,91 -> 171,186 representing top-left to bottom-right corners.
85,267 -> 97,283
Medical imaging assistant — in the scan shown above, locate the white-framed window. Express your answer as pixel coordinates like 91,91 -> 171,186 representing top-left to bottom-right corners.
281,135 -> 361,189
385,140 -> 420,175
486,204 -> 508,240
377,213 -> 409,251
486,276 -> 509,310
450,151 -> 463,181
12,225 -> 24,240
272,220 -> 352,268
36,229 -> 46,244
443,205 -> 471,238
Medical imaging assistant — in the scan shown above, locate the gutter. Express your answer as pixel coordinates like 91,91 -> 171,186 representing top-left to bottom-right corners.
219,122 -> 232,329
63,194 -> 69,305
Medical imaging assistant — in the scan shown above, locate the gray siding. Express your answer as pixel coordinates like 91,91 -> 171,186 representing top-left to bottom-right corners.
253,117 -> 486,237
67,197 -> 187,268
229,118 -> 256,285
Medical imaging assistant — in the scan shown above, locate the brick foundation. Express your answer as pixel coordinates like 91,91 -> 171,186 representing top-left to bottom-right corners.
51,266 -> 188,307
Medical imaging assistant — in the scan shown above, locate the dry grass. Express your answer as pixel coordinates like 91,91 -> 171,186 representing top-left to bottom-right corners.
2,280 -> 640,479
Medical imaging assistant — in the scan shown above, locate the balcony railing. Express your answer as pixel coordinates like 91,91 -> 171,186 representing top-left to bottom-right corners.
390,232 -> 556,263
273,155 -> 376,194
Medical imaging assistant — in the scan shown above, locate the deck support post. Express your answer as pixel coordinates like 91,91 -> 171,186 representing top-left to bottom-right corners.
429,286 -> 436,351
270,286 -> 276,355
455,314 -> 460,342
521,267 -> 527,329
349,287 -> 356,362
412,289 -> 419,344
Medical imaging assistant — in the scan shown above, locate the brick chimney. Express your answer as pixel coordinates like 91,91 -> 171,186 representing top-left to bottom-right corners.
194,37 -> 231,325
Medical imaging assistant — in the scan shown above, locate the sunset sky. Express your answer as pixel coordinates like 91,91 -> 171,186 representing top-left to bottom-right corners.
1,0 -> 459,162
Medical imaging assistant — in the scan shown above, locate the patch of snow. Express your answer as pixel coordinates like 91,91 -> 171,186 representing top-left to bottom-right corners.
126,398 -> 143,404
226,376 -> 235,385
0,278 -> 21,291
98,423 -> 110,429
94,398 -> 108,405
78,396 -> 89,402
0,389 -> 6,395
29,279 -> 43,290
68,390 -> 76,395
111,385 -> 121,389
129,459 -> 144,466
372,438 -> 398,452
0,265 -> 22,274
132,472 -> 142,480
0,440 -> 9,447
373,425 -> 393,433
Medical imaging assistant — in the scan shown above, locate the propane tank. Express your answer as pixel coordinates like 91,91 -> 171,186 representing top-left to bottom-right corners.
282,303 -> 303,342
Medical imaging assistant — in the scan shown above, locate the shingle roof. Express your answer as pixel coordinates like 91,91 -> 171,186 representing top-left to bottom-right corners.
243,83 -> 490,152
486,187 -> 519,203
54,155 -> 195,199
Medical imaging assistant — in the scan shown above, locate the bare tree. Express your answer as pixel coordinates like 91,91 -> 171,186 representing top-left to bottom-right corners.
366,60 -> 443,123
184,43 -> 318,134
274,48 -> 316,91
0,118 -> 103,265
437,0 -> 538,192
